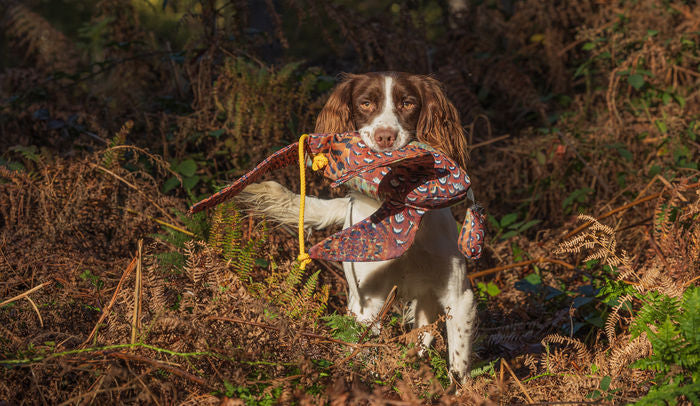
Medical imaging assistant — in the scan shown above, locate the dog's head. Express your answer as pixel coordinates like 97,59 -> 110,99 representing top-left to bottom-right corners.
315,72 -> 468,168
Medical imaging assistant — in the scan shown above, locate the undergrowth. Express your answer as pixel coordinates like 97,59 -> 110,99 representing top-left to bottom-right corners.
1,0 -> 699,404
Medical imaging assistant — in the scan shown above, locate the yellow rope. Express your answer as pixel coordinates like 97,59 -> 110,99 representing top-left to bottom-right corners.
297,134 -> 328,269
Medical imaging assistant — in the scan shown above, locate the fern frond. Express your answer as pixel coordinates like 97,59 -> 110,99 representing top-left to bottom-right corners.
314,284 -> 330,318
605,294 -> 633,342
5,4 -> 79,73
609,334 -> 652,374
541,334 -> 591,362
102,120 -> 133,168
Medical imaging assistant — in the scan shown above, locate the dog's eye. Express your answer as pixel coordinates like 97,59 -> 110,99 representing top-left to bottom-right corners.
359,101 -> 372,110
401,101 -> 415,109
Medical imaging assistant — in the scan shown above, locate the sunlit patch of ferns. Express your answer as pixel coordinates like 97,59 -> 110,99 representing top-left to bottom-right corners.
206,201 -> 329,320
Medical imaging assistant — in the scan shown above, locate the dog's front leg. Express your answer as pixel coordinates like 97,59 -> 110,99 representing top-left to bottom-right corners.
343,260 -> 392,334
414,295 -> 440,356
443,261 -> 477,385
341,194 -> 392,334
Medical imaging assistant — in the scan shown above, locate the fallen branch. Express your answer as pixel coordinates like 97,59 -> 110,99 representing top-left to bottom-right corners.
468,257 -> 575,283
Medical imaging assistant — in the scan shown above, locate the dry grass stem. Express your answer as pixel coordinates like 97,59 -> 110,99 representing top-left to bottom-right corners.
91,163 -> 176,223
130,240 -> 143,344
82,257 -> 137,347
24,296 -> 43,328
502,358 -> 534,404
0,281 -> 51,307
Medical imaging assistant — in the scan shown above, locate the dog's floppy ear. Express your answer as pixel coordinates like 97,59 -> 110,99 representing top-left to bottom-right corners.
315,74 -> 356,133
415,75 -> 469,169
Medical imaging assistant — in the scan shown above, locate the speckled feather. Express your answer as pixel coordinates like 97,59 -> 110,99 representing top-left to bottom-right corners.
189,132 -> 485,261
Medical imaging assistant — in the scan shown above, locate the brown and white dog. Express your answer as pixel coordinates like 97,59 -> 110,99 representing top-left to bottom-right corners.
239,72 -> 477,384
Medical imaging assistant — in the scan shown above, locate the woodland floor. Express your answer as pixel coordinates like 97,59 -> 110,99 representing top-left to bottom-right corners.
1,1 -> 699,405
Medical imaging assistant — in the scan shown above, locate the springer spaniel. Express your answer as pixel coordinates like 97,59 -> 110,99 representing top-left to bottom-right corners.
239,72 -> 477,384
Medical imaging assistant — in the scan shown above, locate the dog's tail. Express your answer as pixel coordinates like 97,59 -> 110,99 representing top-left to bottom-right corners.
235,181 -> 348,230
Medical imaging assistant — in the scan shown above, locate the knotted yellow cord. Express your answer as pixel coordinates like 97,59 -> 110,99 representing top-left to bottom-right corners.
297,134 -> 329,269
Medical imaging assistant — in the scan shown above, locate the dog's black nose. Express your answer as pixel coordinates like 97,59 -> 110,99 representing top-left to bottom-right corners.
374,127 -> 398,148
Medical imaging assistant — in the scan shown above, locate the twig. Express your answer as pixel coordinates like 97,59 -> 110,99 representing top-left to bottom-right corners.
563,193 -> 662,240
248,374 -> 302,384
470,134 -> 510,150
386,316 -> 445,343
126,364 -> 161,406
130,240 -> 143,345
562,181 -> 700,240
0,281 -> 51,307
90,163 -> 176,223
82,374 -> 106,405
30,366 -> 49,405
206,316 -> 383,349
556,21 -> 615,56
468,258 -> 575,283
120,206 -> 194,237
82,257 -> 137,347
108,351 -> 211,388
25,296 -> 43,328
362,285 -> 397,343
499,357 -> 505,389
56,369 -> 153,406
684,275 -> 700,288
618,217 -> 653,232
1,342 -> 221,365
502,358 -> 534,404
673,64 -> 700,78
103,145 -> 182,181
57,382 -> 135,406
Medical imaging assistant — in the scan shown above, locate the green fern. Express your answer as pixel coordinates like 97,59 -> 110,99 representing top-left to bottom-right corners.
102,120 -> 133,168
287,270 -> 320,318
635,380 -> 700,406
321,313 -> 364,343
631,287 -> 700,404
205,201 -> 329,320
9,145 -> 41,163
151,209 -> 209,274
314,284 -> 330,318
208,201 -> 266,281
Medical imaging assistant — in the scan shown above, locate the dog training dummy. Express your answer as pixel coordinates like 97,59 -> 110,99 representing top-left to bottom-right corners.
189,132 -> 485,262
